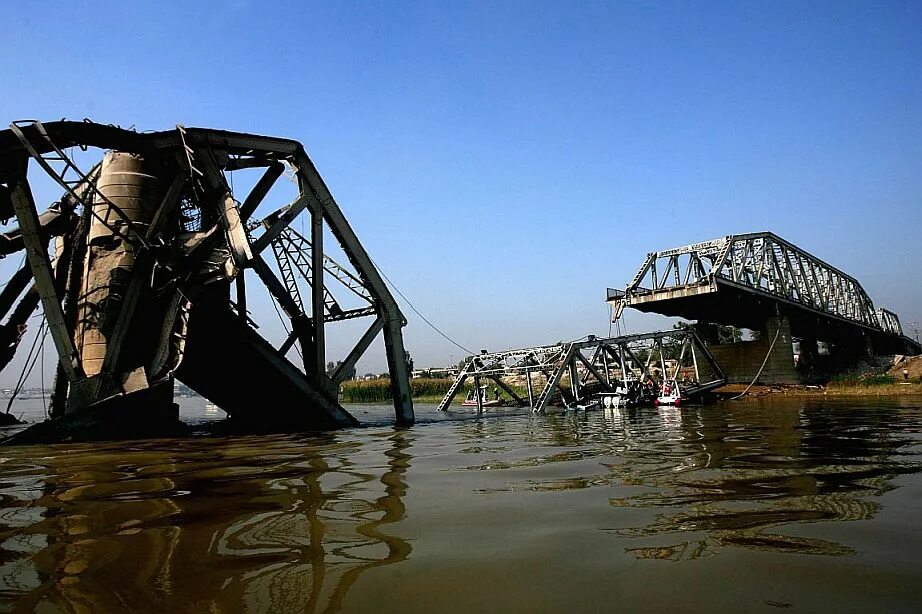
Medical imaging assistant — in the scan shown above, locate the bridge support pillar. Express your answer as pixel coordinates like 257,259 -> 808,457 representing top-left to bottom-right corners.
708,315 -> 798,385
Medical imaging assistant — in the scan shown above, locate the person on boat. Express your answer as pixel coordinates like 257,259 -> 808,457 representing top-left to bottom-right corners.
493,387 -> 500,401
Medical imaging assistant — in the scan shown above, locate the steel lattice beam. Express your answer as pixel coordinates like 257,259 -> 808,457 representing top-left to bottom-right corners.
437,329 -> 726,412
610,232 -> 920,355
0,119 -> 415,436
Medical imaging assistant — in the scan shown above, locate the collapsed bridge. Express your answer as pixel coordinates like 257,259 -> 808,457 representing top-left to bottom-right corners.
608,232 -> 920,383
0,120 -> 413,440
438,329 -> 726,412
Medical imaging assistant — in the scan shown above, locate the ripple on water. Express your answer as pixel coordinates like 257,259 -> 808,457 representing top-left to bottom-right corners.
0,399 -> 921,612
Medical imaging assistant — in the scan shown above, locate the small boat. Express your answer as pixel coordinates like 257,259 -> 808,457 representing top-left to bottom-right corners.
654,379 -> 683,406
567,400 -> 600,411
461,386 -> 505,408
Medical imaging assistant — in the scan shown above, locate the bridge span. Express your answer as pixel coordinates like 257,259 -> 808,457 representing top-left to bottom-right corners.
609,232 -> 920,383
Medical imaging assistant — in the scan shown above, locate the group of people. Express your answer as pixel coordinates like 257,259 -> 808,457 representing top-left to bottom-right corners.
465,386 -> 502,402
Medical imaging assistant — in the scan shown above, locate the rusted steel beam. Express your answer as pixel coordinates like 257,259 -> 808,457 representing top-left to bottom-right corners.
0,121 -> 302,160
240,162 -> 284,221
0,287 -> 40,372
331,316 -> 384,389
0,119 -> 415,436
292,149 -> 414,423
250,195 -> 310,255
310,202 -> 325,385
0,264 -> 32,321
194,148 -> 252,268
8,162 -> 81,382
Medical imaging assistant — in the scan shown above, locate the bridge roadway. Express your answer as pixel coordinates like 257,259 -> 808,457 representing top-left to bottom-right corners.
609,232 -> 920,357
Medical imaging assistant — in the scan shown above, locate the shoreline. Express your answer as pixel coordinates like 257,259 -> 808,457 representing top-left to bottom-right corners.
713,382 -> 922,399
346,384 -> 922,406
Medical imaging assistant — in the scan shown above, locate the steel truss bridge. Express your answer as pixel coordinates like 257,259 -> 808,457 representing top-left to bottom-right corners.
437,329 -> 726,413
609,232 -> 920,355
0,119 -> 413,437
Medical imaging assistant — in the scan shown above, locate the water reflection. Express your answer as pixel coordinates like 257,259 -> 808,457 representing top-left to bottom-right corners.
457,398 -> 922,560
0,429 -> 413,612
3,399 -> 922,611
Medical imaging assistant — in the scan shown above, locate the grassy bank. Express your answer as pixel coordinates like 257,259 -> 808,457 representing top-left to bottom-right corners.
341,378 -> 472,403
822,373 -> 922,396
340,378 -> 533,403
716,377 -> 922,399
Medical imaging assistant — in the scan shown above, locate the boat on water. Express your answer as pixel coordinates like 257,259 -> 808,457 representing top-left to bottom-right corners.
654,379 -> 683,406
461,387 -> 505,408
598,379 -> 657,408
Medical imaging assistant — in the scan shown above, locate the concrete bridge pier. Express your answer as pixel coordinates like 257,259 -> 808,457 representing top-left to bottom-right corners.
705,315 -> 798,385
68,151 -> 178,420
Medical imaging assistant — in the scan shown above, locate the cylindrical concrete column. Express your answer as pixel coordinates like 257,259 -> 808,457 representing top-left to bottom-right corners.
75,152 -> 164,376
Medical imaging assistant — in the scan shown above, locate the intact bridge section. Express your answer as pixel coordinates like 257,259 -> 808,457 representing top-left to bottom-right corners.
608,232 -> 920,384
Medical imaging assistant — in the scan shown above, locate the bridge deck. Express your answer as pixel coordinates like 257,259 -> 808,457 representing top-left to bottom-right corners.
611,232 -> 920,356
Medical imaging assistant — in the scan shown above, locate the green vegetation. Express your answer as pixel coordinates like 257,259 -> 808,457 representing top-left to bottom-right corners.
829,373 -> 896,387
340,377 -> 534,403
341,378 -> 474,403
811,372 -> 922,396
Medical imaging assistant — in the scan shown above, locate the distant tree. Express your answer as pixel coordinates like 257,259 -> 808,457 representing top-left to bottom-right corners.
405,351 -> 414,373
695,322 -> 743,344
326,360 -> 355,380
718,325 -> 743,344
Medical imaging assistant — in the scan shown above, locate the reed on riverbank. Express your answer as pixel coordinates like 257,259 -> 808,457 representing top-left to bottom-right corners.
341,378 -> 473,403
340,377 -> 533,403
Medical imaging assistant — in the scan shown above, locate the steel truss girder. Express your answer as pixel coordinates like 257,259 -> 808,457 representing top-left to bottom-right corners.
0,119 -> 414,427
615,231 -> 911,342
265,225 -> 375,323
437,329 -> 726,413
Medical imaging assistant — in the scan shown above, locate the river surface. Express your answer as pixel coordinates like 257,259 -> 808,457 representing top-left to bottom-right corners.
2,396 -> 922,613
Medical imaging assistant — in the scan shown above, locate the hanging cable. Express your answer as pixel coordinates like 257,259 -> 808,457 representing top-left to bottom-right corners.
5,319 -> 47,414
40,324 -> 47,419
268,292 -> 304,362
729,326 -> 783,400
369,256 -> 476,356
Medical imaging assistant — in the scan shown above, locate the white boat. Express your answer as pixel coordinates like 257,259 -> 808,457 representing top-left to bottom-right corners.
654,379 -> 683,406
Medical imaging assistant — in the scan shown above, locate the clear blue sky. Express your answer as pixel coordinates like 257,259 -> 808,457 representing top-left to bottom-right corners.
1,1 -> 920,381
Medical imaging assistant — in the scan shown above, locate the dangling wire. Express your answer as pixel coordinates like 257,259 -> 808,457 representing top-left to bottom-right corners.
5,319 -> 47,414
268,292 -> 304,363
368,255 -> 476,356
730,325 -> 783,400
40,324 -> 47,419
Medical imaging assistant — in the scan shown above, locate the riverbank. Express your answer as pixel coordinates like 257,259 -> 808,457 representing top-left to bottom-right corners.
342,377 -> 532,404
341,378 -> 466,404
344,375 -> 922,406
714,382 -> 922,398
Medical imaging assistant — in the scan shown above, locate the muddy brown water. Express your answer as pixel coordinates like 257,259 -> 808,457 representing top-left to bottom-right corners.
1,397 -> 921,613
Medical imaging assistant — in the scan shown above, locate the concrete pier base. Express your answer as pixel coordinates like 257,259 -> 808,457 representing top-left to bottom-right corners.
707,316 -> 798,385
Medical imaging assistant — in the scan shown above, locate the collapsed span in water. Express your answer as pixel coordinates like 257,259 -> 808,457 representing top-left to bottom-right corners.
0,120 -> 413,442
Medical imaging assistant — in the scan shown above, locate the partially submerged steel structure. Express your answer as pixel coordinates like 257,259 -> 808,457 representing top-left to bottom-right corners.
437,329 -> 726,412
0,120 -> 413,438
609,232 -> 920,383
